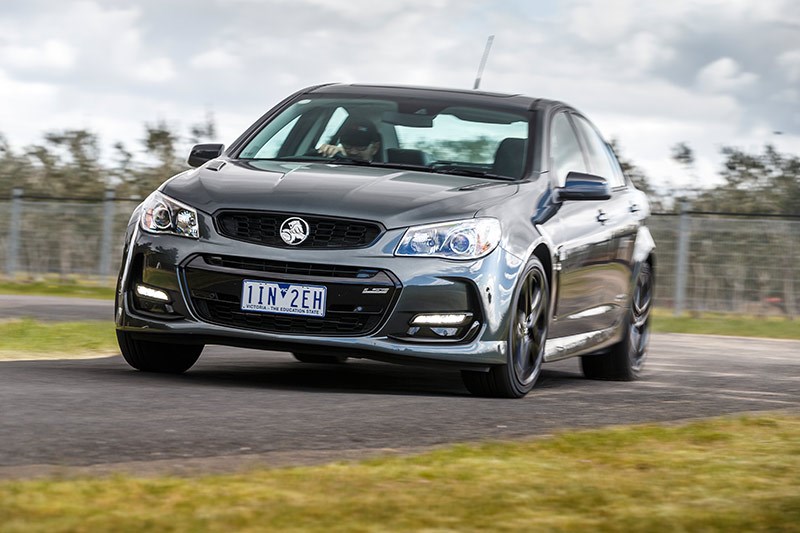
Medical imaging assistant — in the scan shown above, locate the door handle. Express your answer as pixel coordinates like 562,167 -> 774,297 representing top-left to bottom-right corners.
596,210 -> 608,224
629,203 -> 640,213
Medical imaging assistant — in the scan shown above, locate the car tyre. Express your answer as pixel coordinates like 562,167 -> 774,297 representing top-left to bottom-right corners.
581,262 -> 652,381
462,257 -> 550,398
292,353 -> 348,364
117,331 -> 203,373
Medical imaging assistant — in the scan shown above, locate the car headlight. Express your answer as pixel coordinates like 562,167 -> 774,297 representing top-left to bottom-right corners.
395,218 -> 502,260
139,191 -> 199,239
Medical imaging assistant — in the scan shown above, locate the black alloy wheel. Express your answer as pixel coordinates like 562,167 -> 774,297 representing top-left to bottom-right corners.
462,257 -> 550,398
582,262 -> 653,380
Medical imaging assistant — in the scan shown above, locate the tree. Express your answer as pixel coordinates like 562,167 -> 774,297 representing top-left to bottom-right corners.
608,139 -> 665,210
671,142 -> 694,168
15,129 -> 107,279
410,136 -> 497,163
0,133 -> 36,198
24,129 -> 106,197
116,121 -> 188,198
672,143 -> 800,318
189,112 -> 217,144
691,144 -> 800,214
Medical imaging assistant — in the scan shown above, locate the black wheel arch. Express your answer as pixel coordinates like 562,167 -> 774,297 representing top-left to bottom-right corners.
531,242 -> 556,321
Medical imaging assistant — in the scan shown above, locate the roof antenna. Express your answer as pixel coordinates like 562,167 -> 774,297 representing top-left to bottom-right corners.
473,35 -> 495,90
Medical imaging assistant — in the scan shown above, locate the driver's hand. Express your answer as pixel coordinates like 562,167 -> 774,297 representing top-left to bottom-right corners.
317,144 -> 346,157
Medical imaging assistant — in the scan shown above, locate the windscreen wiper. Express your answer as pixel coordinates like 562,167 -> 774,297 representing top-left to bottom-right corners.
240,157 -> 512,180
432,167 -> 513,181
327,156 -> 376,166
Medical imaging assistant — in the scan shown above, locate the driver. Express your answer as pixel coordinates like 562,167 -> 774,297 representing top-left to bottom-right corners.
317,118 -> 381,161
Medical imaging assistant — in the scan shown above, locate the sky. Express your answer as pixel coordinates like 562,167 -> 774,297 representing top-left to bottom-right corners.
1,0 -> 799,192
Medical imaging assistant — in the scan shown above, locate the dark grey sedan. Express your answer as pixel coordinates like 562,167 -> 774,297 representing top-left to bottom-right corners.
115,83 -> 655,398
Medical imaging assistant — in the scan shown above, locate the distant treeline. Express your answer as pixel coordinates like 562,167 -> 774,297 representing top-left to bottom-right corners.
0,117 -> 798,215
0,116 -> 216,201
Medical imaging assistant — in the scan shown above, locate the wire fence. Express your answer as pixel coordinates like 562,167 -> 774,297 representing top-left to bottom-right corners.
648,212 -> 799,317
0,191 -> 141,281
1,191 -> 798,317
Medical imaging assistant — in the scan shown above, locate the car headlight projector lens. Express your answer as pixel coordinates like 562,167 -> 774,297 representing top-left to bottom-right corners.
395,218 -> 501,260
140,191 -> 199,239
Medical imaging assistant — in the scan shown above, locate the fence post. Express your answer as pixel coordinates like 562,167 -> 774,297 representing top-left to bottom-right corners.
6,188 -> 23,279
98,189 -> 116,277
674,202 -> 691,316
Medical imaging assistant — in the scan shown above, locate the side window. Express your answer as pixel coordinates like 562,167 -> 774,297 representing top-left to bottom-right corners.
573,115 -> 624,188
605,144 -> 627,188
550,112 -> 587,187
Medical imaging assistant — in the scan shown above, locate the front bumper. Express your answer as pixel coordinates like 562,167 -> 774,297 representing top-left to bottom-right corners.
116,222 -> 525,367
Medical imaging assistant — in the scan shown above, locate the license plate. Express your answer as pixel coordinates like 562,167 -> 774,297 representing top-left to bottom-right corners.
241,280 -> 326,317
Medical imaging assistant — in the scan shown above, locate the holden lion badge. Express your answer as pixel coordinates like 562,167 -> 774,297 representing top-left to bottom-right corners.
279,217 -> 310,245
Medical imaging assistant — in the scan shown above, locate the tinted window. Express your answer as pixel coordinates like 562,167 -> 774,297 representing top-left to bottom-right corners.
550,112 -> 587,186
573,115 -> 624,188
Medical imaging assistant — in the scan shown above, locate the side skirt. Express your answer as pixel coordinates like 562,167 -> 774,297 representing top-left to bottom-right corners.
543,324 -> 624,363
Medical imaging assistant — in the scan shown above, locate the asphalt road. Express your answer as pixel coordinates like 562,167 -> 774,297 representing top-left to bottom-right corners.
0,294 -> 112,322
1,333 -> 798,477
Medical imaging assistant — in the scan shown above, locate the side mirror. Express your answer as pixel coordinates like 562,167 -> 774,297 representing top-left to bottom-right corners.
555,172 -> 611,202
187,143 -> 225,168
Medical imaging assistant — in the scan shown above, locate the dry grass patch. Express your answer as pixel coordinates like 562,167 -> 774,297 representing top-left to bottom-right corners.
652,309 -> 800,339
1,413 -> 798,532
0,319 -> 117,360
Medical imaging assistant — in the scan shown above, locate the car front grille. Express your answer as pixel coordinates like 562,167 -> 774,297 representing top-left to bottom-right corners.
202,255 -> 379,279
183,255 -> 400,337
215,211 -> 383,249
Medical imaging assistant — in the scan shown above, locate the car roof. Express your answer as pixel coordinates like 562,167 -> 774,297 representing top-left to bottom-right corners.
304,83 -> 565,113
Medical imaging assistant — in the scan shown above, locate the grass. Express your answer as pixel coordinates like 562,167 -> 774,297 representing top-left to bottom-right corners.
0,279 -> 115,300
1,280 -> 798,340
0,319 -> 117,360
0,311 -> 796,362
0,283 -> 797,362
652,308 -> 800,339
0,413 -> 798,532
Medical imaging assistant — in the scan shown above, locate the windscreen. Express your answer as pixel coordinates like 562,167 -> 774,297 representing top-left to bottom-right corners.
237,95 -> 530,179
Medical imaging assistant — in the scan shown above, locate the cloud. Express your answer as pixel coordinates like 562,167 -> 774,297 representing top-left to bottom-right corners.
0,0 -> 798,192
777,49 -> 800,82
772,88 -> 799,104
0,67 -> 62,147
189,49 -> 243,70
617,32 -> 676,72
0,39 -> 76,71
0,67 -> 58,103
696,57 -> 758,93
567,0 -> 636,45
225,0 -> 454,19
130,57 -> 177,83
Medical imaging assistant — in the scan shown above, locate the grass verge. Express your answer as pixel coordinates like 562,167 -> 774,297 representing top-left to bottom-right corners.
0,311 -> 796,361
1,281 -> 798,340
0,319 -> 117,360
0,279 -> 115,300
652,309 -> 800,339
1,413 -> 798,531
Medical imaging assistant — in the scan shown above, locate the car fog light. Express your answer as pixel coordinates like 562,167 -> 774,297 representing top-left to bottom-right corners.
135,284 -> 170,302
410,313 -> 472,326
431,327 -> 459,337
